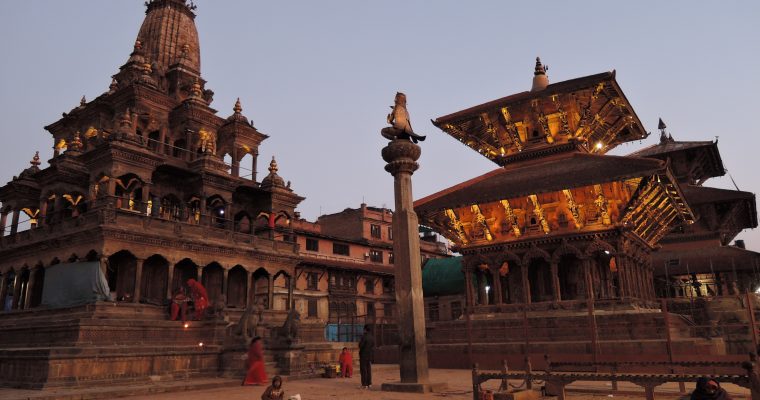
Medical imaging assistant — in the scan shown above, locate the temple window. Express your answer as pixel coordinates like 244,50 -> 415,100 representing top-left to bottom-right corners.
305,238 -> 319,252
172,139 -> 186,158
364,278 -> 374,294
428,302 -> 439,321
451,301 -> 463,320
382,277 -> 394,294
306,272 -> 319,290
307,299 -> 318,318
332,243 -> 349,256
370,224 -> 381,239
147,131 -> 160,151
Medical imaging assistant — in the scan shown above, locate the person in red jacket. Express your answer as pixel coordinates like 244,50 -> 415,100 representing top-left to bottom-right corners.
186,279 -> 208,320
338,347 -> 353,378
242,336 -> 268,386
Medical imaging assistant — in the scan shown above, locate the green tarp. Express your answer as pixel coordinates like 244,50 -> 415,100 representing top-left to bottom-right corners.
40,261 -> 111,309
422,256 -> 466,296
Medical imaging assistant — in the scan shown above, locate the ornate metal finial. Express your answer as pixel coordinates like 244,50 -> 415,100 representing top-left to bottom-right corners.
80,96 -> 87,106
381,92 -> 426,143
69,131 -> 83,152
269,156 -> 278,174
233,98 -> 242,114
191,78 -> 202,98
658,118 -> 672,144
30,151 -> 41,167
534,57 -> 548,76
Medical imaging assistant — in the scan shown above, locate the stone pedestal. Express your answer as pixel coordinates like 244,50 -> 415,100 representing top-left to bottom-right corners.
380,138 -> 446,393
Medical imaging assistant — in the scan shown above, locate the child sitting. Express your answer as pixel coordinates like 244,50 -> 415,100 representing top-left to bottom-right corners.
261,375 -> 284,400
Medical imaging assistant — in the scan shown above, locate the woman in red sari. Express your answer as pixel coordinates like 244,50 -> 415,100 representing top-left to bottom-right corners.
242,336 -> 268,385
186,279 -> 208,320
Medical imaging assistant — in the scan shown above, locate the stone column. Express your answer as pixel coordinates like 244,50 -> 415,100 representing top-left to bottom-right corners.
222,268 -> 229,307
10,209 -> 20,236
0,273 -> 8,309
166,264 -> 175,300
287,274 -> 294,310
0,210 -> 8,237
11,270 -> 23,309
267,275 -> 274,310
463,267 -> 473,308
521,264 -> 531,304
584,260 -> 594,300
380,138 -> 434,390
245,269 -> 253,307
491,268 -> 503,305
231,147 -> 240,177
251,150 -> 259,182
141,183 -> 151,214
196,266 -> 204,284
23,269 -> 37,309
38,199 -> 47,227
550,262 -> 561,302
99,256 -> 109,284
133,259 -> 144,303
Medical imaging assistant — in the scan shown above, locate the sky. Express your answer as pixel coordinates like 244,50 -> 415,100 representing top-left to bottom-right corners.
0,1 -> 758,250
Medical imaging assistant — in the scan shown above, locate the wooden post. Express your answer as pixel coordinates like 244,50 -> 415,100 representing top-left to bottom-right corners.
747,291 -> 759,353
644,384 -> 656,400
472,363 -> 480,400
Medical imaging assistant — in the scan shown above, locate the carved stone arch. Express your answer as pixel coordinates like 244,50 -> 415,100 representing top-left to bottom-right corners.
584,238 -> 616,257
552,241 -> 584,263
273,210 -> 291,226
493,251 -> 521,270
464,254 -> 493,271
522,245 -> 551,265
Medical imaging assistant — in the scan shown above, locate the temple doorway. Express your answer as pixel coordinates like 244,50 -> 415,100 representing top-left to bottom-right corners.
141,255 -> 168,305
227,265 -> 247,308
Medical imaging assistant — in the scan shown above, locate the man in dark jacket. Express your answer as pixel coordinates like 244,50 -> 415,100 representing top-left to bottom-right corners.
359,324 -> 375,389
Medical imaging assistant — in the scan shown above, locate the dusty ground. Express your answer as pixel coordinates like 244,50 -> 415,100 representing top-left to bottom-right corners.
0,365 -> 750,400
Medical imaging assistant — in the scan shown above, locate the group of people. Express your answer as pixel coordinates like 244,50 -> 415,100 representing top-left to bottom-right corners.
169,278 -> 209,322
240,324 -> 376,398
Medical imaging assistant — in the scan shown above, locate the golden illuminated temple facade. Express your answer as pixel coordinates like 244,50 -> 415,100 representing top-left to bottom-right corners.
416,59 -> 695,309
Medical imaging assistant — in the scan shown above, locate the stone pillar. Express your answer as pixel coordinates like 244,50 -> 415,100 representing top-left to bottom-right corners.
38,199 -> 47,227
491,268 -> 503,305
380,138 -> 434,390
99,256 -> 109,283
133,259 -> 144,303
521,264 -> 531,304
477,272 -> 487,305
23,268 -> 37,309
550,262 -> 561,302
141,183 -> 151,214
0,211 -> 8,237
231,147 -> 240,177
287,274 -> 294,310
10,209 -> 20,235
166,264 -> 175,300
252,150 -> 259,182
267,275 -> 274,310
11,270 -> 23,309
0,273 -> 8,309
584,260 -> 594,300
463,267 -> 473,308
245,269 -> 253,307
222,268 -> 229,306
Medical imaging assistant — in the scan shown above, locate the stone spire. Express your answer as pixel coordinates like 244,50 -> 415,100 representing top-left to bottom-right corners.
261,156 -> 285,188
233,98 -> 242,114
137,0 -> 200,74
531,57 -> 549,92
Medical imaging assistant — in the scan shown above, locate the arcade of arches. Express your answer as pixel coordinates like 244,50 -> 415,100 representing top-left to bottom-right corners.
0,249 -> 293,313
462,238 -> 656,308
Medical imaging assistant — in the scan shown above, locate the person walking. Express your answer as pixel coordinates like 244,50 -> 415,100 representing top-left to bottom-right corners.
242,336 -> 268,386
359,325 -> 375,389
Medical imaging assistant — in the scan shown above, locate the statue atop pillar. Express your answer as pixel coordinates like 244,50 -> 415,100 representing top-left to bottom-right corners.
381,92 -> 426,143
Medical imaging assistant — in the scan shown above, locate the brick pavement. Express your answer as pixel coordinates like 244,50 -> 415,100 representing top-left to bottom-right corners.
0,365 -> 751,400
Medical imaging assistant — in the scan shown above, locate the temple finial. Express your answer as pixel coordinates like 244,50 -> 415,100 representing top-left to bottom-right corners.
80,96 -> 87,106
30,151 -> 41,167
233,98 -> 242,114
531,57 -> 549,92
269,156 -> 278,174
658,118 -> 672,143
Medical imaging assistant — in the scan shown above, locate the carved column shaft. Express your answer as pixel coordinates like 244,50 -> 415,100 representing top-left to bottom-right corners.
584,260 -> 594,301
521,264 -> 531,304
133,259 -> 144,303
11,270 -> 23,309
287,274 -> 294,310
10,209 -> 20,236
463,267 -> 474,309
550,262 -> 561,302
166,265 -> 175,300
23,269 -> 36,309
492,268 -> 503,305
38,199 -> 47,227
222,268 -> 229,306
0,211 -> 8,237
382,138 -> 430,385
267,275 -> 274,310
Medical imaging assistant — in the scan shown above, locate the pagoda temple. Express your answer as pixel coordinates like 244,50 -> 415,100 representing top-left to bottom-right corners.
416,59 -> 695,310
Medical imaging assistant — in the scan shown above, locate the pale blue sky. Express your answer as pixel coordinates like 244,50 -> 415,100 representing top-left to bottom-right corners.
0,1 -> 758,249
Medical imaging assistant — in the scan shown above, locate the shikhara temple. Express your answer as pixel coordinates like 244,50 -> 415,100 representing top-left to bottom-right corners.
0,0 -> 759,392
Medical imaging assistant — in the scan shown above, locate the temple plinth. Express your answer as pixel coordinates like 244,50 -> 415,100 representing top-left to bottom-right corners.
380,138 -> 446,393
